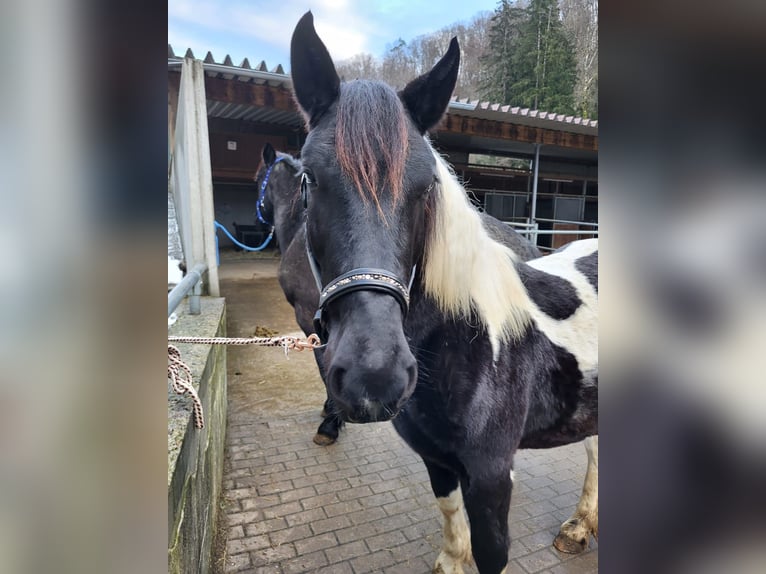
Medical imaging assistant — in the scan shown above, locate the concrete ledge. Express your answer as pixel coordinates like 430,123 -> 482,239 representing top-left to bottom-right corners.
168,297 -> 227,574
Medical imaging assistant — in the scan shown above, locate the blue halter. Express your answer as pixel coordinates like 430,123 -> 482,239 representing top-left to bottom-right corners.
256,156 -> 287,226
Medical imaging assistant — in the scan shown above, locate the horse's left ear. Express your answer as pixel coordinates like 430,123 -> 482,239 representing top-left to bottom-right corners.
399,37 -> 460,134
262,143 -> 276,166
290,11 -> 340,129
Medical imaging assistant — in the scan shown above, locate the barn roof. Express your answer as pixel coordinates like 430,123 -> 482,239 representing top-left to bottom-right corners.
168,46 -> 598,158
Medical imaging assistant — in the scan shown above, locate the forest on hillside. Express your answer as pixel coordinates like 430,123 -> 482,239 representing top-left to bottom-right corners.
335,0 -> 597,119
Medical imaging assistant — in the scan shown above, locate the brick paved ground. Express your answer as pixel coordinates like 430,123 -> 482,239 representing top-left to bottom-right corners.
216,257 -> 597,573
220,411 -> 597,574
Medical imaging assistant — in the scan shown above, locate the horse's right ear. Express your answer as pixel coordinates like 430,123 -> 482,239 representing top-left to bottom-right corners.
262,143 -> 276,166
290,11 -> 340,129
399,37 -> 460,134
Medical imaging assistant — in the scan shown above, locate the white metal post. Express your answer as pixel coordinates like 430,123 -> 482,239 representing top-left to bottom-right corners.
530,143 -> 541,245
171,58 -> 220,299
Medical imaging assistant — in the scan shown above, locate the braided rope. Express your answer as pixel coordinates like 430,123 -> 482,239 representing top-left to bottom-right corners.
168,345 -> 205,429
167,334 -> 321,430
168,334 -> 321,350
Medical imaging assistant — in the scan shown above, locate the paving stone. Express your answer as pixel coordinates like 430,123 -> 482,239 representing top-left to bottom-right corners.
250,544 -> 297,566
293,532 -> 338,555
325,539 -> 370,564
517,548 -> 563,573
365,529 -> 408,552
226,534 -> 271,556
310,514 -> 352,535
280,550 -> 328,574
350,548 -> 398,573
383,555 -> 434,574
284,507 -> 326,527
268,524 -> 312,546
245,517 -> 287,538
223,552 -> 251,572
314,561 -> 353,574
261,500 -> 303,519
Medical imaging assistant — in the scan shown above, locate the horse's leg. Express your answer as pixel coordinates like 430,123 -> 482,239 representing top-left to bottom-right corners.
462,470 -> 513,574
554,435 -> 599,553
312,347 -> 345,445
425,462 -> 472,574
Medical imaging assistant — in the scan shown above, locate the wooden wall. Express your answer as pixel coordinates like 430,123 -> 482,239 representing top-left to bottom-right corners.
208,131 -> 288,182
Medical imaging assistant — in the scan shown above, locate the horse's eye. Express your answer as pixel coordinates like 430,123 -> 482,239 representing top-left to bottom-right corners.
300,172 -> 314,208
301,171 -> 316,186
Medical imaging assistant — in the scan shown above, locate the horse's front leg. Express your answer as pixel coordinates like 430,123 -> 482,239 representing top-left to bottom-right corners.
311,347 -> 345,445
462,470 -> 513,574
554,435 -> 598,553
425,462 -> 472,574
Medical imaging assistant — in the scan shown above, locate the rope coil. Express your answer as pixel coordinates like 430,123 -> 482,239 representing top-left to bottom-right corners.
168,345 -> 205,429
167,334 -> 322,429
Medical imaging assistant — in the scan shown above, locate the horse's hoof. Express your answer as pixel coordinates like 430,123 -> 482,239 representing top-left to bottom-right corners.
312,433 -> 336,446
553,531 -> 589,554
433,551 -> 465,574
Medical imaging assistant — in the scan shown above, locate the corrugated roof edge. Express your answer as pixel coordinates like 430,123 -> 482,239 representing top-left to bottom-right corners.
168,45 -> 597,133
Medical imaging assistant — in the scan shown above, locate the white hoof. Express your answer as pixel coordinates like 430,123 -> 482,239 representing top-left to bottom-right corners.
434,550 -> 465,574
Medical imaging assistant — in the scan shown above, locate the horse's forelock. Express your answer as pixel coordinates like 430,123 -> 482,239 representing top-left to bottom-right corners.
335,81 -> 409,213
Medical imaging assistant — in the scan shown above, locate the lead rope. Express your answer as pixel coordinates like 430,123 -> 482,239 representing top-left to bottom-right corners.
167,334 -> 322,429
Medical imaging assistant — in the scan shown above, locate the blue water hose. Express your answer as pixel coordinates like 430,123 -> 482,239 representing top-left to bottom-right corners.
214,220 -> 274,256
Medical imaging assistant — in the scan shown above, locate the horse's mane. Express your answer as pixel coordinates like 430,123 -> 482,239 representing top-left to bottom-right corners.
335,81 -> 409,215
423,144 -> 534,358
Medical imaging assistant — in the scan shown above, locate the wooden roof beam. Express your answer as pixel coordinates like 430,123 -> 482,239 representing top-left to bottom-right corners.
439,114 -> 598,152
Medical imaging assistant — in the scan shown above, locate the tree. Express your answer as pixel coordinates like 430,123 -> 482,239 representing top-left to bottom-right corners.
482,0 -> 577,115
333,13 -> 493,98
560,0 -> 598,118
336,53 -> 379,82
481,1 -> 528,104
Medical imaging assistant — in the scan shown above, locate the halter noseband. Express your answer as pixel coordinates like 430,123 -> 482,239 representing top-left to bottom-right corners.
305,236 -> 416,344
256,156 -> 287,226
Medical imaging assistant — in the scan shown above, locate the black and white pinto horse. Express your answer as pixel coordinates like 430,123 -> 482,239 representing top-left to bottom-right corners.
255,142 -> 542,446
254,143 -> 344,445
291,13 -> 598,573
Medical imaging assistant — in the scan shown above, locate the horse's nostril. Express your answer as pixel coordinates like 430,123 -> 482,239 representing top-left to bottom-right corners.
406,363 -> 417,387
328,366 -> 346,396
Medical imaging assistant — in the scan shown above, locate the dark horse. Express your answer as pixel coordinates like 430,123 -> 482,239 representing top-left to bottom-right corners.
255,142 -> 542,447
254,144 -> 343,445
290,12 -> 598,573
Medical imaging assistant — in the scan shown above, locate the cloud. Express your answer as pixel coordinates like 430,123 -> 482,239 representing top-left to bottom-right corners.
168,0 -> 378,62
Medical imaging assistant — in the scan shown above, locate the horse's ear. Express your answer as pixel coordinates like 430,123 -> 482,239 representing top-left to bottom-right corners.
399,37 -> 460,134
290,11 -> 340,129
262,143 -> 276,166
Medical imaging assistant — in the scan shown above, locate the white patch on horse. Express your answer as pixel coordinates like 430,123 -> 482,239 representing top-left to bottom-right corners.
526,239 -> 598,373
434,487 -> 472,574
424,145 -> 534,359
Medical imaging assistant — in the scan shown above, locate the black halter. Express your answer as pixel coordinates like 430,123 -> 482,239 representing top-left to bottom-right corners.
304,233 -> 416,344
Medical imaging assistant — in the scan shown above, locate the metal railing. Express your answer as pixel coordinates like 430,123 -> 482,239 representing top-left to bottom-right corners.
168,262 -> 208,318
504,219 -> 598,251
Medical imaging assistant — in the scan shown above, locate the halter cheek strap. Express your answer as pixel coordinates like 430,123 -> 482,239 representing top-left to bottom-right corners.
256,156 -> 287,226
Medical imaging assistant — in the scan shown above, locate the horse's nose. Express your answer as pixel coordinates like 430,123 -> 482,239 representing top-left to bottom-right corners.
327,352 -> 417,422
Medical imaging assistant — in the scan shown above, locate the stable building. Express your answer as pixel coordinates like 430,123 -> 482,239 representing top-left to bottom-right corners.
168,47 -> 597,254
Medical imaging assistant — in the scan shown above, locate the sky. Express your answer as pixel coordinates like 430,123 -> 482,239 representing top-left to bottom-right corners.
168,0 -> 501,71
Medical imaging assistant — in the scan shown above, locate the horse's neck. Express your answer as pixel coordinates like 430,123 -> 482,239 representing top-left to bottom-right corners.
273,198 -> 304,250
405,280 -> 445,343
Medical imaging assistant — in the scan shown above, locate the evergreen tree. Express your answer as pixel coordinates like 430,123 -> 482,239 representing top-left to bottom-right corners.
481,1 -> 527,104
482,0 -> 577,115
